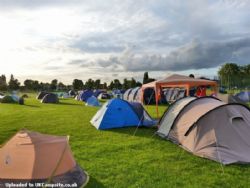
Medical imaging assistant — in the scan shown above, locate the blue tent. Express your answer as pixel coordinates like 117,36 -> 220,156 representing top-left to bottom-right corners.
90,98 -> 156,130
93,90 -> 103,97
236,91 -> 250,102
79,90 -> 93,102
86,96 -> 101,107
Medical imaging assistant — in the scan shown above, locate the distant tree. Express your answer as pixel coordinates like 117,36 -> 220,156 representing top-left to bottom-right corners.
94,79 -> 101,89
113,79 -> 122,89
85,79 -> 94,89
143,72 -> 155,84
218,63 -> 240,89
130,78 -> 137,88
0,74 -> 7,91
50,79 -> 58,90
143,72 -> 149,84
103,82 -> 108,89
8,74 -> 20,90
73,79 -> 84,90
189,74 -> 195,78
136,81 -> 142,87
109,81 -> 114,90
58,82 -> 66,90
122,78 -> 129,90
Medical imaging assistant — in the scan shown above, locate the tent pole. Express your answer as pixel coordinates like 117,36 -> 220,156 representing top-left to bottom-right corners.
155,85 -> 159,120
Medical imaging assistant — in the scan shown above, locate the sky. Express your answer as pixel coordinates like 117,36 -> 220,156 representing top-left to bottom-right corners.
0,0 -> 250,84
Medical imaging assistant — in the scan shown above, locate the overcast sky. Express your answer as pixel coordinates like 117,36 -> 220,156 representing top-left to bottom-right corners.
1,0 -> 250,84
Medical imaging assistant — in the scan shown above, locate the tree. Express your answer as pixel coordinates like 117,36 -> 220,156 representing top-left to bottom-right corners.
130,78 -> 137,88
122,78 -> 129,90
189,74 -> 195,78
85,79 -> 94,89
94,79 -> 101,89
143,72 -> 149,84
58,82 -> 66,90
73,79 -> 84,90
218,63 -> 240,89
113,79 -> 122,89
8,74 -> 20,90
50,79 -> 58,90
0,74 -> 7,91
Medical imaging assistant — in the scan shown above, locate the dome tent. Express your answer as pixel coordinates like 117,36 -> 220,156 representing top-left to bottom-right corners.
157,97 -> 250,165
236,91 -> 250,102
37,91 -> 50,100
41,93 -> 59,103
90,98 -> 156,130
68,90 -> 76,96
0,130 -> 89,187
0,96 -> 16,103
98,93 -> 112,100
79,90 -> 93,102
85,96 -> 101,107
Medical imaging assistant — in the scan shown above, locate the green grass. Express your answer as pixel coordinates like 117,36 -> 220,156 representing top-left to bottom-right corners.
1,96 -> 250,188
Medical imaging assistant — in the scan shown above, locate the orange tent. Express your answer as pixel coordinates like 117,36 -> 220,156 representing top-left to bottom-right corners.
141,74 -> 218,117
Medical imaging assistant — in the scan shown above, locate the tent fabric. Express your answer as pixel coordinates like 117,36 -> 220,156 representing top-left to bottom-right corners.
90,99 -> 156,130
93,90 -> 103,97
37,92 -> 50,100
68,90 -> 76,96
0,96 -> 16,103
79,90 -> 93,102
123,88 -> 133,101
41,93 -> 59,103
0,130 -> 88,186
62,93 -> 70,98
98,93 -> 111,100
236,91 -> 250,102
217,93 -> 246,104
85,96 -> 101,107
157,97 -> 250,164
128,87 -> 140,102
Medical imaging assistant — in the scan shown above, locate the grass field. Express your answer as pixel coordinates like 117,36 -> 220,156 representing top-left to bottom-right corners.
1,95 -> 250,188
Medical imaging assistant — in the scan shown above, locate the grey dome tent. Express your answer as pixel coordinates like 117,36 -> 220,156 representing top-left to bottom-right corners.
157,97 -> 250,165
41,93 -> 59,103
0,130 -> 89,187
37,91 -> 50,100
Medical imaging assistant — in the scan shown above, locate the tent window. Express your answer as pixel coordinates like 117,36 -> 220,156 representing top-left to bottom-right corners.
231,116 -> 244,124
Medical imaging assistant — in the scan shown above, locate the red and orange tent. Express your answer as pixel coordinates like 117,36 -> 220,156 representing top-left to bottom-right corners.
141,74 -> 218,118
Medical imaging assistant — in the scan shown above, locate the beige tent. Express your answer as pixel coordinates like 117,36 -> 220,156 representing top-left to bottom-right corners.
0,130 -> 88,186
157,97 -> 250,165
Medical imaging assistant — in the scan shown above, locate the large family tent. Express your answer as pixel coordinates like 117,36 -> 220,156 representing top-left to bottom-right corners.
123,88 -> 133,101
128,87 -> 141,102
86,96 -> 101,107
41,93 -> 59,103
236,91 -> 250,102
79,90 -> 93,102
0,130 -> 89,186
90,98 -> 156,130
157,97 -> 250,165
37,91 -> 50,100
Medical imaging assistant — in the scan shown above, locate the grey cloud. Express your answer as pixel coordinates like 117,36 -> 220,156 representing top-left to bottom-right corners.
90,37 -> 250,72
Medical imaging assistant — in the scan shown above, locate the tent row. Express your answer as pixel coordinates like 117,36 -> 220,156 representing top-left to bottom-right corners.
0,130 -> 89,186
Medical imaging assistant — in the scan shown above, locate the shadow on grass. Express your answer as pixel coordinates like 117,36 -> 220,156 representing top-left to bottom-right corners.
107,126 -> 160,139
86,177 -> 106,188
25,104 -> 40,108
56,102 -> 83,106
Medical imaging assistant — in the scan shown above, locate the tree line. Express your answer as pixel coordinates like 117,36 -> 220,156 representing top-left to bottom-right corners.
218,63 -> 250,89
0,72 -> 154,92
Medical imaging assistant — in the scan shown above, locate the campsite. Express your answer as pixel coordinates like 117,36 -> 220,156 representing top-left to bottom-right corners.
1,1 -> 250,187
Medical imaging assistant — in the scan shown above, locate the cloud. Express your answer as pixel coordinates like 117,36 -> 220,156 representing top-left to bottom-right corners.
83,37 -> 250,72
